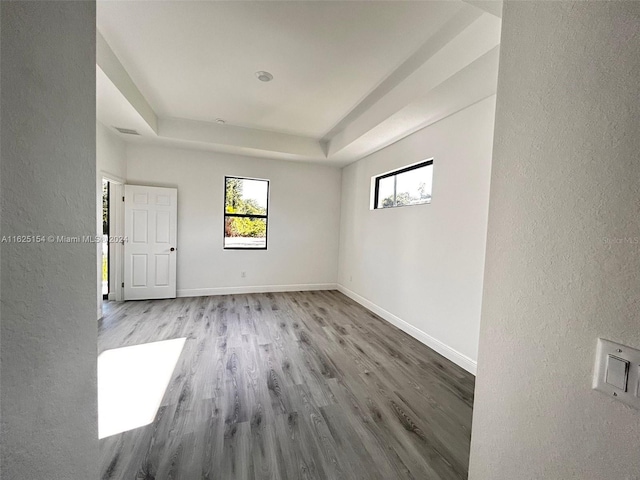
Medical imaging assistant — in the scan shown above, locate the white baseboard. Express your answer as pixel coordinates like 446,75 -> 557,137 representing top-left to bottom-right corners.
177,283 -> 337,298
336,284 -> 477,375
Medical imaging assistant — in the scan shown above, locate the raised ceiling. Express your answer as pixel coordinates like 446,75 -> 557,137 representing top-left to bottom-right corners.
97,0 -> 502,166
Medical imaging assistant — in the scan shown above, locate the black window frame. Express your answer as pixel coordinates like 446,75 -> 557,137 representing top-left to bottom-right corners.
373,159 -> 433,209
223,176 -> 270,250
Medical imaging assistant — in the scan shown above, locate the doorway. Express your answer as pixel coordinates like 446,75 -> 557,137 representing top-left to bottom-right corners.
102,179 -> 110,299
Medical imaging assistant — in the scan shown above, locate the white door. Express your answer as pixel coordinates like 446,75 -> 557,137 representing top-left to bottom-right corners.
124,185 -> 177,300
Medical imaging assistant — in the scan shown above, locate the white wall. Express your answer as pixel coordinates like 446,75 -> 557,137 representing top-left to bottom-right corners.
337,96 -> 496,373
97,121 -> 127,181
0,1 -> 98,477
469,2 -> 640,479
126,145 -> 342,295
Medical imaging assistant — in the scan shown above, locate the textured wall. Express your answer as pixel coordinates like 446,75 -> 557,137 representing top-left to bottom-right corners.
338,97 -> 496,372
126,145 -> 342,295
1,2 -> 98,478
469,2 -> 640,479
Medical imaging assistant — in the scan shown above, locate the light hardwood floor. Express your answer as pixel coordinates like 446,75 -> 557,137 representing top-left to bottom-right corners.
99,290 -> 474,480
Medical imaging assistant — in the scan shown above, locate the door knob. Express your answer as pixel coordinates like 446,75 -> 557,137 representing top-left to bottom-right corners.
170,247 -> 176,251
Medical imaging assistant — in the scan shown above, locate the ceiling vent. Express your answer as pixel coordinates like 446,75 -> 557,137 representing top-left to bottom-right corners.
113,127 -> 140,135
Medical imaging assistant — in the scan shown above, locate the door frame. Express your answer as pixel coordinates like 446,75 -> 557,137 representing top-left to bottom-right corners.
101,172 -> 125,302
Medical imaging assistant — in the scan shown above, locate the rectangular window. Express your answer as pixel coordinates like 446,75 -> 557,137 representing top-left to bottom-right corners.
373,159 -> 433,209
224,176 -> 269,249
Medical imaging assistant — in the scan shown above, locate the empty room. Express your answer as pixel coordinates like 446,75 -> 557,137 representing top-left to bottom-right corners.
2,1 -> 640,479
94,2 -> 497,477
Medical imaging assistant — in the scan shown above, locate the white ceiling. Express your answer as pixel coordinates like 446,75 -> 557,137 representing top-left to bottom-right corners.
97,0 -> 502,166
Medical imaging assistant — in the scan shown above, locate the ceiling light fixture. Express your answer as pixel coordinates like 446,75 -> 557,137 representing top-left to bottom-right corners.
255,71 -> 273,82
216,118 -> 225,125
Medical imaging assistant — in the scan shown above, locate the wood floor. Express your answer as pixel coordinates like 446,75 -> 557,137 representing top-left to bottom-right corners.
98,290 -> 475,480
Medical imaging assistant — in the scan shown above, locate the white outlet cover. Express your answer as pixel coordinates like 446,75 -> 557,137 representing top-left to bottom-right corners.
593,338 -> 640,410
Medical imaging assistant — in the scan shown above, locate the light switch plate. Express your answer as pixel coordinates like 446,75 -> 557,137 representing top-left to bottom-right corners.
593,338 -> 640,410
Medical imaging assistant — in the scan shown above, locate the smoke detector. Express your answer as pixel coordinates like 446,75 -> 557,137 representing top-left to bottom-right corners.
255,71 -> 273,82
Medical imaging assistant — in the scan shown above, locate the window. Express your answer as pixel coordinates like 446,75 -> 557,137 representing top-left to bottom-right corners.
373,160 -> 433,209
224,176 -> 269,249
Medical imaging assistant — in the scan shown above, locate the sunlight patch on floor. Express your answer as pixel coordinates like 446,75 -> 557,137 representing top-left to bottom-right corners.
98,337 -> 186,439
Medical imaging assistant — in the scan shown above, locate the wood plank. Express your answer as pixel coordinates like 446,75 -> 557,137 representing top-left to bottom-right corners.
99,290 -> 475,479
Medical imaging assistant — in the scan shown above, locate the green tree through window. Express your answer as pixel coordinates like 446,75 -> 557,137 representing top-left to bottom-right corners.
374,160 -> 433,209
224,177 -> 269,249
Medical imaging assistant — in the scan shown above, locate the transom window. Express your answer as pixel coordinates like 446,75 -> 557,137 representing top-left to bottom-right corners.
373,160 -> 433,209
224,176 -> 269,249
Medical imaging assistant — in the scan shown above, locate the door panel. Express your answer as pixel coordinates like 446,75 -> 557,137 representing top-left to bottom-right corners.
124,185 -> 177,300
155,211 -> 171,243
132,210 -> 148,243
155,255 -> 170,286
131,255 -> 148,287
